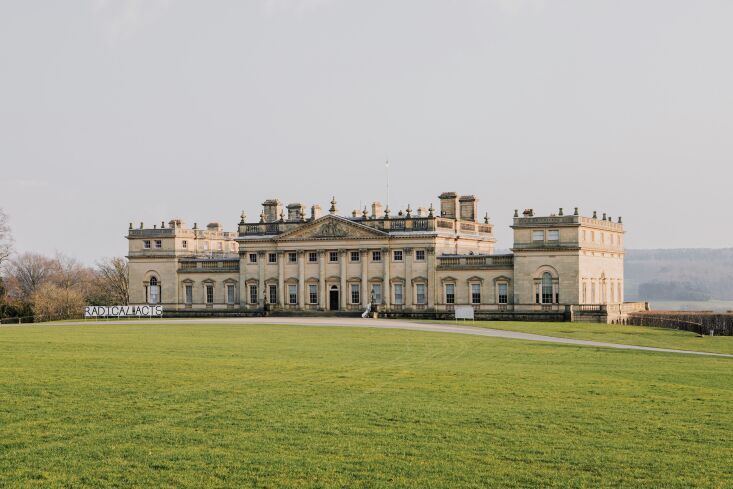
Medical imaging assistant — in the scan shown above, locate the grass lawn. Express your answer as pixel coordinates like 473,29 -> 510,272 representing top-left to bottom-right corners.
1,323 -> 731,488
424,320 -> 733,355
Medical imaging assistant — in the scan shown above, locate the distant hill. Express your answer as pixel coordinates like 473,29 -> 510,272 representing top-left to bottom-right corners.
625,249 -> 733,301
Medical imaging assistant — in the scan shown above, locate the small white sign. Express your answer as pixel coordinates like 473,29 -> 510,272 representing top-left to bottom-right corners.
84,305 -> 163,318
454,305 -> 475,320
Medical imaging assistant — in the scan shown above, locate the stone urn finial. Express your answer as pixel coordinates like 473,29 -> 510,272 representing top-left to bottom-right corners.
329,196 -> 337,215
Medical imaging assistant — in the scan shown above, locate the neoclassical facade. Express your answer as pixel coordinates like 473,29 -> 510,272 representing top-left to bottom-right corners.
127,192 -> 646,322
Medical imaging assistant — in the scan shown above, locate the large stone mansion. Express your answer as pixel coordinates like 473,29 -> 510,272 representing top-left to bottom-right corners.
127,192 -> 646,322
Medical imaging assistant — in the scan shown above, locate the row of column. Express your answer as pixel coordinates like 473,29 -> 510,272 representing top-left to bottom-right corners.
252,247 -> 436,308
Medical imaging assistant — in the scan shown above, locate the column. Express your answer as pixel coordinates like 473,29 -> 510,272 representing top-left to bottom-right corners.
277,251 -> 285,307
383,247 -> 391,307
298,249 -> 305,309
404,247 -> 413,308
339,249 -> 347,309
319,249 -> 326,309
360,248 -> 368,306
257,251 -> 265,307
427,246 -> 435,308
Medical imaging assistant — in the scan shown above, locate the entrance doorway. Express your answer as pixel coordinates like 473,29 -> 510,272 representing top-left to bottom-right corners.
329,286 -> 339,311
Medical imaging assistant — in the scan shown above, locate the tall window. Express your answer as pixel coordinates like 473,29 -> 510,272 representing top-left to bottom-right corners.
582,282 -> 587,303
393,250 -> 403,261
288,252 -> 297,263
329,251 -> 338,262
268,253 -> 277,263
288,284 -> 297,304
416,284 -> 426,305
541,272 -> 553,304
350,284 -> 360,304
185,284 -> 193,305
308,252 -> 318,263
148,277 -> 160,304
249,253 -> 257,263
249,285 -> 258,304
268,285 -> 277,305
309,284 -> 318,304
532,230 -> 545,242
498,283 -> 508,304
372,251 -> 382,262
205,284 -> 214,304
154,240 -> 162,249
617,282 -> 622,303
415,250 -> 425,261
182,240 -> 188,249
226,284 -> 235,305
370,284 -> 382,304
471,283 -> 481,304
445,284 -> 455,304
394,284 -> 404,305
350,251 -> 360,262
591,282 -> 596,303
143,240 -> 151,249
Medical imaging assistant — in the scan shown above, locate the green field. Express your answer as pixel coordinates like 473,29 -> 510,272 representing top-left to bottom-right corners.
425,320 -> 733,355
1,323 -> 731,488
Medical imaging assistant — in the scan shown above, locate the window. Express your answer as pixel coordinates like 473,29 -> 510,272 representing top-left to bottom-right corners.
230,242 -> 236,252
351,284 -> 360,304
415,250 -> 425,261
249,253 -> 257,263
547,230 -> 559,241
471,283 -> 481,304
532,230 -> 545,242
416,284 -> 426,305
184,284 -> 193,304
394,283 -> 404,305
217,242 -> 223,251
393,250 -> 403,261
205,284 -> 214,304
309,284 -> 318,304
202,241 -> 209,251
288,284 -> 297,304
350,251 -> 360,262
582,282 -> 587,303
591,282 -> 596,303
268,285 -> 277,305
308,252 -> 318,263
182,240 -> 188,249
329,251 -> 338,262
155,240 -> 162,249
143,240 -> 151,249
542,272 -> 553,304
288,252 -> 297,263
268,253 -> 277,264
148,277 -> 160,304
445,284 -> 455,304
370,284 -> 382,304
372,251 -> 382,262
582,230 -> 587,241
618,282 -> 622,303
249,285 -> 258,304
591,231 -> 595,242
226,284 -> 235,305
498,283 -> 508,304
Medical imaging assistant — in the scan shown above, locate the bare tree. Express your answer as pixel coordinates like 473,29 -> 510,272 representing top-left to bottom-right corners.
0,208 -> 12,269
6,253 -> 57,300
32,283 -> 86,321
94,257 -> 129,305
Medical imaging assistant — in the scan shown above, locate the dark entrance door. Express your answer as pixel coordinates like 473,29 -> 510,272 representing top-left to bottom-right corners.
329,288 -> 339,311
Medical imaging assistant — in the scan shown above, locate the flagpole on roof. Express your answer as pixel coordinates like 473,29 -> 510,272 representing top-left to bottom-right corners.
386,159 -> 390,214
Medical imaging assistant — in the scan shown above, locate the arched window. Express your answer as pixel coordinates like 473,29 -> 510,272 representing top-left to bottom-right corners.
541,272 -> 553,304
149,277 -> 160,304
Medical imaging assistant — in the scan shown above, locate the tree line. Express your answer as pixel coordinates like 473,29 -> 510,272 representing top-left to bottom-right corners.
0,208 -> 128,322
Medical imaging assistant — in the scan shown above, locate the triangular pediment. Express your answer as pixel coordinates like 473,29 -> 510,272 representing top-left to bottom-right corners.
275,215 -> 387,241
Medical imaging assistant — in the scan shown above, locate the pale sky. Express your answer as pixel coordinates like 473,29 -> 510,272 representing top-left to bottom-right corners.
1,1 -> 731,263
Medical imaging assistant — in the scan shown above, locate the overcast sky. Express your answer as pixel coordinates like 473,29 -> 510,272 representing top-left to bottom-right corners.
1,1 -> 731,263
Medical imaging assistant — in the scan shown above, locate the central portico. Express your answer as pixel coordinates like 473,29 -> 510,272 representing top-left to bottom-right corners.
236,195 -> 494,313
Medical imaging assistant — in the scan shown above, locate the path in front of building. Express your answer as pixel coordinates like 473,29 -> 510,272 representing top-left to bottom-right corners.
43,317 -> 733,358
